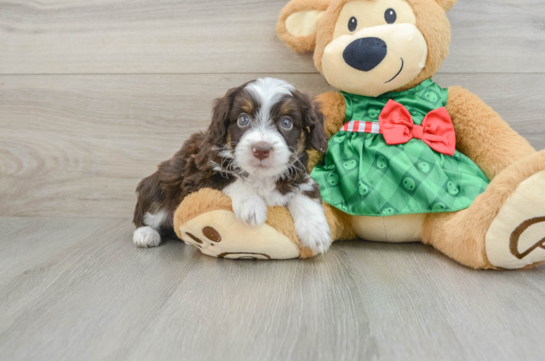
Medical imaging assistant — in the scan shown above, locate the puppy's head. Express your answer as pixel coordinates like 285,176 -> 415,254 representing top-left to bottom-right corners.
208,78 -> 328,178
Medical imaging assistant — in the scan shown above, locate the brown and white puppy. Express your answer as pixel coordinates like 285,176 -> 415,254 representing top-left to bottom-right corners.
133,78 -> 331,254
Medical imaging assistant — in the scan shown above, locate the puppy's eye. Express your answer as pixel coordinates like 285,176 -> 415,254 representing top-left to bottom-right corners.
384,9 -> 396,24
237,114 -> 250,127
280,118 -> 293,130
348,16 -> 358,32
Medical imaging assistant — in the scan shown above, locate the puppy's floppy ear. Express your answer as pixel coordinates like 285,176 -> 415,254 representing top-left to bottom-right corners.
276,0 -> 330,53
208,84 -> 245,147
297,92 -> 328,154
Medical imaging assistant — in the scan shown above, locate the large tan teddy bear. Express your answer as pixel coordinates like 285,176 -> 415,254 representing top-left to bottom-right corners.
173,0 -> 545,270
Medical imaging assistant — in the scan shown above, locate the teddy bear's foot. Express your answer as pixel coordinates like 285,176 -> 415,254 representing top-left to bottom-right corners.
423,150 -> 545,269
485,171 -> 545,269
173,188 -> 303,260
178,209 -> 300,259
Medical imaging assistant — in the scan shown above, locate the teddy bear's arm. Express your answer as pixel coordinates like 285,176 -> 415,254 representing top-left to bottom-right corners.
446,86 -> 536,179
306,92 -> 347,170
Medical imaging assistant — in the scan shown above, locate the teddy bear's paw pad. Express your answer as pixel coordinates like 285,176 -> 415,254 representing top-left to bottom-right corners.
486,171 -> 545,269
178,210 -> 300,260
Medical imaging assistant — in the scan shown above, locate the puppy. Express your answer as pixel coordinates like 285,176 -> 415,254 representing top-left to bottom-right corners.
133,78 -> 331,255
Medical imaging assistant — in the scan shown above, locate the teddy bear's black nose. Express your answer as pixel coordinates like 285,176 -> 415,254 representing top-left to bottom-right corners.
343,37 -> 387,72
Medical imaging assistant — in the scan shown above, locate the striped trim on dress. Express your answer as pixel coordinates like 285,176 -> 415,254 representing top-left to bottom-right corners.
341,121 -> 381,134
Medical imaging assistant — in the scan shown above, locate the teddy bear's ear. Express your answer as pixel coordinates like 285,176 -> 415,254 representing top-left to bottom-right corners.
435,0 -> 458,11
276,0 -> 330,53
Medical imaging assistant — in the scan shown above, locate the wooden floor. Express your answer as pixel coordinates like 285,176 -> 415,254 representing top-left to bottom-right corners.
0,1 -> 544,360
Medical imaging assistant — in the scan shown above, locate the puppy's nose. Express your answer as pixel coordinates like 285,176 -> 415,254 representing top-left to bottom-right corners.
343,37 -> 387,72
252,142 -> 272,160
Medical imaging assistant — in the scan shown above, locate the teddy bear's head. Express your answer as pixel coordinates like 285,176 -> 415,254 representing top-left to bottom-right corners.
277,0 -> 457,97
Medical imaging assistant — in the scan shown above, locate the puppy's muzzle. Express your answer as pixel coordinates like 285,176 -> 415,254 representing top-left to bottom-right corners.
252,141 -> 272,160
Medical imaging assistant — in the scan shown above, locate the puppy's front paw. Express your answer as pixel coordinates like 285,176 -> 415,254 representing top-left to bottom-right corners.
133,226 -> 161,248
297,221 -> 331,256
233,196 -> 268,227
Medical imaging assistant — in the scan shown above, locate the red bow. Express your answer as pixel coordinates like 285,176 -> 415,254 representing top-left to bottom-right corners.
379,100 -> 456,156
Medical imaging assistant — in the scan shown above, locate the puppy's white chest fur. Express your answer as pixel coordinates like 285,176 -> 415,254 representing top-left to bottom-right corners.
242,177 -> 293,206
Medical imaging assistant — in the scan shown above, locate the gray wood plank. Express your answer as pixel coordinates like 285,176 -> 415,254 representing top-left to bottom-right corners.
0,217 -> 544,361
1,73 -> 544,218
341,241 -> 545,361
0,0 -> 544,74
442,0 -> 545,74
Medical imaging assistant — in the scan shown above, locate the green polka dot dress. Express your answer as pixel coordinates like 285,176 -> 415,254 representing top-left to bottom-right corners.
311,79 -> 490,216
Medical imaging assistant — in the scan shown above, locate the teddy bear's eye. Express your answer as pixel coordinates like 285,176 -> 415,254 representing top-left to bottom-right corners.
348,16 -> 358,32
384,9 -> 397,24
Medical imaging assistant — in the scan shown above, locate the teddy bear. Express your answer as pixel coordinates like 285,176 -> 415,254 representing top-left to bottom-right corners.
173,0 -> 545,270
